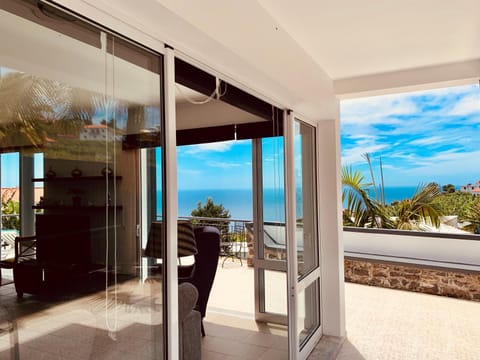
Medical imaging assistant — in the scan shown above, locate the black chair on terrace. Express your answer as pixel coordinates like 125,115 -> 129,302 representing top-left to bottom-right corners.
181,226 -> 220,337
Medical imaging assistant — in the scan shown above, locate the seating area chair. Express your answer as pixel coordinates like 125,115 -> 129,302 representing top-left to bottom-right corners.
13,214 -> 91,297
220,226 -> 243,267
182,226 -> 221,336
178,282 -> 201,360
145,221 -> 221,337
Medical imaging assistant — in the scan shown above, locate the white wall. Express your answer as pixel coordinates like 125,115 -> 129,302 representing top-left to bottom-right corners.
344,228 -> 480,272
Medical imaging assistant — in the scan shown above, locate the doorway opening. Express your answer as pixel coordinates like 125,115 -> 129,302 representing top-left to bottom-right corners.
174,58 -> 290,358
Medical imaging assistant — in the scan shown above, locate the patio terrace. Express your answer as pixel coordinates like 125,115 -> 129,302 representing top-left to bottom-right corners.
0,258 -> 478,359
205,260 -> 480,360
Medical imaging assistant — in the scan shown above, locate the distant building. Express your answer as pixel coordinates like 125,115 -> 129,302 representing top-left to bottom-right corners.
459,180 -> 480,195
79,125 -> 122,141
79,125 -> 109,141
1,187 -> 44,203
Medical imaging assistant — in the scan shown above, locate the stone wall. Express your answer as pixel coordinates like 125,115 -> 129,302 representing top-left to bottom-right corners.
345,257 -> 480,302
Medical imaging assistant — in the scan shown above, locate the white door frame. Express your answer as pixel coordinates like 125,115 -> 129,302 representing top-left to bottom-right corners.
285,111 -> 323,359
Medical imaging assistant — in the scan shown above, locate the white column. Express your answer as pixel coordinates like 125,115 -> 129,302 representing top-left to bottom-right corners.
318,117 -> 346,337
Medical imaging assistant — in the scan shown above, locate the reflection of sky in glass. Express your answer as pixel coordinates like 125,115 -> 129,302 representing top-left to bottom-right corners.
0,66 -> 20,76
1,153 -> 19,187
1,153 -> 44,187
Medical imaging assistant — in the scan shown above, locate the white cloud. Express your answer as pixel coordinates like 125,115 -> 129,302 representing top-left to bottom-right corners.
408,136 -> 444,146
341,143 -> 389,165
184,141 -> 234,154
402,149 -> 480,178
206,160 -> 242,169
341,94 -> 418,125
448,94 -> 480,116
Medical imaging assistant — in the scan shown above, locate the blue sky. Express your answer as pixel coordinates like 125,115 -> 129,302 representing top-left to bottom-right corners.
177,137 -> 286,190
1,84 -> 479,189
177,140 -> 253,190
341,84 -> 480,187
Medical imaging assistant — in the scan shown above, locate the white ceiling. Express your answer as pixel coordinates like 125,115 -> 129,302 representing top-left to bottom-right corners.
258,0 -> 480,80
57,0 -> 480,117
155,0 -> 480,90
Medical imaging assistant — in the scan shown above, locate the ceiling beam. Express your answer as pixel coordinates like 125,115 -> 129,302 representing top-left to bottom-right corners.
334,59 -> 480,99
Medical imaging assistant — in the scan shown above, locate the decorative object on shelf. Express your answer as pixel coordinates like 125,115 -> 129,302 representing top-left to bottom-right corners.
101,166 -> 113,177
71,167 -> 82,178
46,167 -> 56,179
67,188 -> 84,207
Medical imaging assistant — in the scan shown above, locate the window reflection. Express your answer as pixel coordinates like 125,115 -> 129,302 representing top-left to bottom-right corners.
0,1 -> 164,358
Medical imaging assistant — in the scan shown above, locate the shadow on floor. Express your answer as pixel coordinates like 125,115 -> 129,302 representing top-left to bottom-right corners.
202,318 -> 289,360
335,339 -> 366,360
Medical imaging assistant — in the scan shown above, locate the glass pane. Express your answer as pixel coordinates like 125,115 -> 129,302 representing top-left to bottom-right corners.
264,269 -> 287,316
298,280 -> 320,348
0,2 -> 164,359
294,120 -> 319,278
262,137 -> 286,260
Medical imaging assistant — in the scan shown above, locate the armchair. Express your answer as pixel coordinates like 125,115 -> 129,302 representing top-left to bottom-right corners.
183,226 -> 221,336
13,214 -> 91,297
145,222 -> 221,337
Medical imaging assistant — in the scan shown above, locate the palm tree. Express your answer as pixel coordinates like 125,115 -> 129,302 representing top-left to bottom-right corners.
461,202 -> 480,233
0,70 -> 98,150
391,182 -> 442,230
342,166 -> 391,228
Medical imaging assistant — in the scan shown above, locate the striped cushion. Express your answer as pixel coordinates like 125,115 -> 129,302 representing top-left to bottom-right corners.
177,221 -> 197,257
145,221 -> 197,258
145,221 -> 163,258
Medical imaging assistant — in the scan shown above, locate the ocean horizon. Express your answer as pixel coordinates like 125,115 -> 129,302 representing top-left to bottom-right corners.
165,186 -> 420,221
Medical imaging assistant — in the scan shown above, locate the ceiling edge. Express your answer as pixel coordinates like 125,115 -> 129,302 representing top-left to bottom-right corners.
334,59 -> 480,99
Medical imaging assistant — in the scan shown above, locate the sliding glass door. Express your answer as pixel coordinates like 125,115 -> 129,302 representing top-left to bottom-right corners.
0,1 -> 165,358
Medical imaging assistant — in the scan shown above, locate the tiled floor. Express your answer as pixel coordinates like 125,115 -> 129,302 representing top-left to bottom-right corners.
202,312 -> 288,360
1,262 -> 479,359
0,272 -> 165,359
335,283 -> 480,360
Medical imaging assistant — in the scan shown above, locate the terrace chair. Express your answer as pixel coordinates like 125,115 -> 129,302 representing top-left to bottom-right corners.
145,222 -> 220,336
220,224 -> 243,267
181,226 -> 221,336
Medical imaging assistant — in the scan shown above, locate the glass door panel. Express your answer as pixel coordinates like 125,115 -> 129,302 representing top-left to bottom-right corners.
253,136 -> 288,327
263,269 -> 288,316
286,116 -> 322,359
298,280 -> 320,348
0,1 -> 165,359
294,120 -> 319,278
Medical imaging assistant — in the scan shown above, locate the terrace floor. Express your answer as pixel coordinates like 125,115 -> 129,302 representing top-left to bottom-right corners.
206,259 -> 480,360
0,260 -> 478,359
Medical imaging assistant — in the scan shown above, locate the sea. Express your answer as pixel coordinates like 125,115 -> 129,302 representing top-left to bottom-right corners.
162,186 -> 419,221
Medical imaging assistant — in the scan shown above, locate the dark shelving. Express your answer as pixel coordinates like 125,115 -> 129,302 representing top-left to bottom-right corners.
32,176 -> 122,182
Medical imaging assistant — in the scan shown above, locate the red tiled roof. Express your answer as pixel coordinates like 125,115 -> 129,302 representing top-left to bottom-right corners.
83,125 -> 108,129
